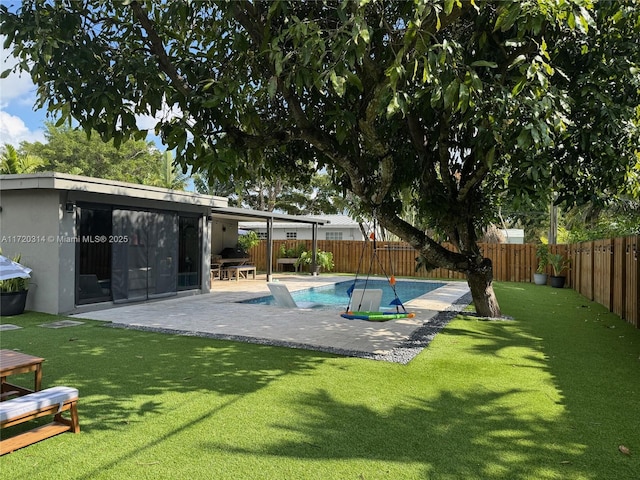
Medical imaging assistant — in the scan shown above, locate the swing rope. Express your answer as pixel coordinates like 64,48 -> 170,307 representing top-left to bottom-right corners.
345,212 -> 407,314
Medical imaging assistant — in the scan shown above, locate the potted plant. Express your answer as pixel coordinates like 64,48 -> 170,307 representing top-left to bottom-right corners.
295,250 -> 334,275
0,254 -> 30,316
533,243 -> 549,285
548,253 -> 570,288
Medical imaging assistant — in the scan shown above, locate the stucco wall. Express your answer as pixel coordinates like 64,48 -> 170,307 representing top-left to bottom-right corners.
0,189 -> 67,314
211,219 -> 240,256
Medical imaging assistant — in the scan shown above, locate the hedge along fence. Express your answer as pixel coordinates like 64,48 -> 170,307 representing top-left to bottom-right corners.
247,235 -> 639,328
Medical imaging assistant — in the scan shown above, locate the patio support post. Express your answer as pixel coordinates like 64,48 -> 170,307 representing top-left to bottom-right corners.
312,223 -> 318,275
266,217 -> 274,281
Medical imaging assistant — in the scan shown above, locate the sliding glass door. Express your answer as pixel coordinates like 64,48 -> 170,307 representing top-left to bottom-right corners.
76,206 -> 113,304
111,209 -> 178,303
178,216 -> 201,290
76,205 -> 202,305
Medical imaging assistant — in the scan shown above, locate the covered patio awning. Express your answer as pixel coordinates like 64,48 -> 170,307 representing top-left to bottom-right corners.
209,206 -> 330,281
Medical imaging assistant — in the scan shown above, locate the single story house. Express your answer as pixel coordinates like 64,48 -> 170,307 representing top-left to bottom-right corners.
240,214 -> 365,241
0,173 -> 326,315
501,229 -> 525,244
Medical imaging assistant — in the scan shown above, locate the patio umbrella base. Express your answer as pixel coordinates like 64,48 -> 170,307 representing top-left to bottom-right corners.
0,291 -> 28,316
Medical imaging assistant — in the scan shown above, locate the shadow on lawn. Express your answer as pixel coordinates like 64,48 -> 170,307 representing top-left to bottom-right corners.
1,317 -> 332,434
3,288 -> 639,479
207,387 -> 586,479
201,285 -> 640,479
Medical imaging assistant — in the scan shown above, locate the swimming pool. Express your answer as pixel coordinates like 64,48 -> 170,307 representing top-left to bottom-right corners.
240,279 -> 447,310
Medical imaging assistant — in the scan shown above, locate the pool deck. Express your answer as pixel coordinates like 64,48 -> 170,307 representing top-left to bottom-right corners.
71,275 -> 471,363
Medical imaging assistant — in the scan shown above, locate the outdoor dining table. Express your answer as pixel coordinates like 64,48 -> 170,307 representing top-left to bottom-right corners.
0,349 -> 44,399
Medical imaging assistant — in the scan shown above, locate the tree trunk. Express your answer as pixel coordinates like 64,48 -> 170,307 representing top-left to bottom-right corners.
374,208 -> 502,317
466,258 -> 501,318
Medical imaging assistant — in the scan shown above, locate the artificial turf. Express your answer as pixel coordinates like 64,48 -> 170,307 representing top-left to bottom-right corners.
0,282 -> 638,479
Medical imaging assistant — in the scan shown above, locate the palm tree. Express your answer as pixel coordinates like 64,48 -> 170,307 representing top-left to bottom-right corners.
0,145 -> 45,174
148,151 -> 188,190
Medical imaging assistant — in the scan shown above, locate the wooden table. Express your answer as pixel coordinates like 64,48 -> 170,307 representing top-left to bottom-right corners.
224,265 -> 257,281
0,350 -> 44,398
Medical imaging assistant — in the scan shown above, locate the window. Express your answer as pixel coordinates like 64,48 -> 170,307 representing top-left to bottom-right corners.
286,232 -> 297,239
326,232 -> 343,240
257,232 -> 268,239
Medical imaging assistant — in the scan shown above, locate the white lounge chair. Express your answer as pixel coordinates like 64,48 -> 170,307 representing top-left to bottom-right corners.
349,289 -> 383,311
267,283 -> 319,309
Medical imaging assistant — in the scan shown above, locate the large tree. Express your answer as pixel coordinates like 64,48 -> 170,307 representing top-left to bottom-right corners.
193,165 -> 345,213
2,1 -> 638,316
15,123 -> 171,185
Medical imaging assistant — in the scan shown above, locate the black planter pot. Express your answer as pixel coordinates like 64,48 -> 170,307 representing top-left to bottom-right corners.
550,276 -> 566,288
0,290 -> 28,316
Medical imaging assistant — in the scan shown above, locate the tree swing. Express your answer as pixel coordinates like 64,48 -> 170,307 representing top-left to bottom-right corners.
341,215 -> 416,322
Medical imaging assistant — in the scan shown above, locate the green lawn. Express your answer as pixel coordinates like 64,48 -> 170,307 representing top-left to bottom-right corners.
1,282 -> 638,479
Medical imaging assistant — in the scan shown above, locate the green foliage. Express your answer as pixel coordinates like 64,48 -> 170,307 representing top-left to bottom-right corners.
535,244 -> 549,274
195,167 -> 344,214
237,230 -> 260,253
0,253 -> 30,292
548,253 -> 570,277
278,243 -> 307,259
16,124 -> 171,186
0,276 -> 29,293
563,196 -> 640,242
0,144 -> 44,174
566,216 -> 640,242
295,250 -> 335,272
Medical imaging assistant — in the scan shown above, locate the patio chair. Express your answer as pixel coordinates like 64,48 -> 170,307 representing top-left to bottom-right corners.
267,282 -> 319,309
349,289 -> 383,311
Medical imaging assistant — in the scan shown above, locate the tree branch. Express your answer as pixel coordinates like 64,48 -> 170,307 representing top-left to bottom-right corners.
129,1 -> 192,98
457,162 -> 489,202
437,115 -> 456,194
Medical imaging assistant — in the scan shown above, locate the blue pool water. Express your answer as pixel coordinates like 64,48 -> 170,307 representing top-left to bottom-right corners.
240,279 -> 446,310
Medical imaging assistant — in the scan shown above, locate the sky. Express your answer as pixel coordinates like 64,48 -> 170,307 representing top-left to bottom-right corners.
0,37 -> 47,147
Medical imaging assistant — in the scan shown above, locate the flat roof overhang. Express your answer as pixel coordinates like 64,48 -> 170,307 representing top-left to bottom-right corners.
0,172 -> 229,208
210,205 -> 329,225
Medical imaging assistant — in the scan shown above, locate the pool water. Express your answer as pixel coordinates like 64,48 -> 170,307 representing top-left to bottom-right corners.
241,279 -> 446,310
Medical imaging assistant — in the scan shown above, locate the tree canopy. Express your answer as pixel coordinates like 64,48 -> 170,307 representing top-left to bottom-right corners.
195,168 -> 346,215
16,124 -> 163,181
2,0 -> 638,316
5,123 -> 182,187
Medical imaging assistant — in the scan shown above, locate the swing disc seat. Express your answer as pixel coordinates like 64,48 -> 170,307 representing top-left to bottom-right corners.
340,311 -> 416,321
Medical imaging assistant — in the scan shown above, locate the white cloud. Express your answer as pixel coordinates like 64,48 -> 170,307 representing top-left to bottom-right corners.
0,37 -> 36,106
0,35 -> 45,146
0,111 -> 45,146
135,101 -> 184,131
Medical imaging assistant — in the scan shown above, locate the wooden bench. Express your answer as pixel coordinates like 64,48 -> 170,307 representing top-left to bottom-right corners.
224,265 -> 257,281
0,386 -> 80,455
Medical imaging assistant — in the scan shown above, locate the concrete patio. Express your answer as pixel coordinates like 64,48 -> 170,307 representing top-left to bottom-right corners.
71,275 -> 471,363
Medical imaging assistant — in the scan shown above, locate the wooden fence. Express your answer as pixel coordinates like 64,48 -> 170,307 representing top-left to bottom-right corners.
248,235 -> 639,328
